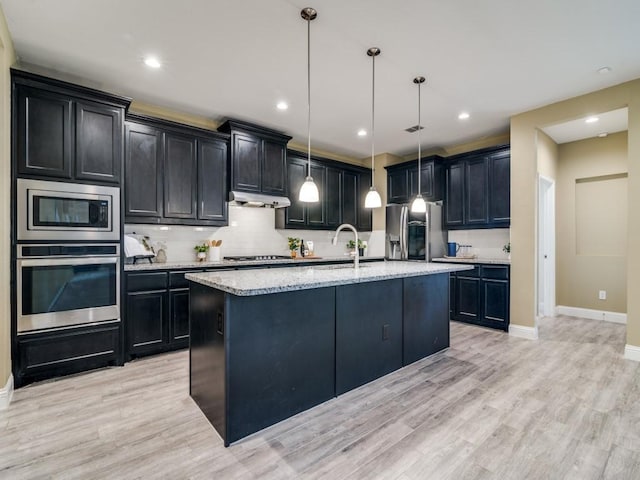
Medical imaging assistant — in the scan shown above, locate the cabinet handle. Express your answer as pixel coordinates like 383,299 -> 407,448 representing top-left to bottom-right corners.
216,312 -> 224,336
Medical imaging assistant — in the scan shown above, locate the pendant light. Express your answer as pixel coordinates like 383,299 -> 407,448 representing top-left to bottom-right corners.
364,47 -> 382,209
298,7 -> 320,203
411,76 -> 427,213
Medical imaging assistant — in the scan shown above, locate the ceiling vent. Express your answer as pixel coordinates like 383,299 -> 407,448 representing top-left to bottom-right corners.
404,125 -> 424,133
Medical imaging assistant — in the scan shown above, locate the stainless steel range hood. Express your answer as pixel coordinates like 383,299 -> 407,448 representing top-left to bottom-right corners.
229,191 -> 291,208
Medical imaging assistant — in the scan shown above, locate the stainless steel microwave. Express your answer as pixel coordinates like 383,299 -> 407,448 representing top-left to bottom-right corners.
17,178 -> 120,241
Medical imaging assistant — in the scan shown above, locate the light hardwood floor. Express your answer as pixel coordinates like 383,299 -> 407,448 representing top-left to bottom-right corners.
2,316 -> 640,479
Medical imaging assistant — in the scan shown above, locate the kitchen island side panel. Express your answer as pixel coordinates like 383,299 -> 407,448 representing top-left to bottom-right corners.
403,274 -> 450,365
189,282 -> 227,443
226,287 -> 336,445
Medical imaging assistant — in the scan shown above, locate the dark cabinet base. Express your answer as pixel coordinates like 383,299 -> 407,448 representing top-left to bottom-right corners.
190,273 -> 450,446
14,321 -> 122,388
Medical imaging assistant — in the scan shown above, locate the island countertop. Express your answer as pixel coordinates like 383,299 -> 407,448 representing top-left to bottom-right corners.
186,260 -> 472,296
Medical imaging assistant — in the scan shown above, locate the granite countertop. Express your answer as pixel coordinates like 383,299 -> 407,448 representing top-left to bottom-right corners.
432,257 -> 511,266
186,261 -> 473,296
124,256 -> 386,271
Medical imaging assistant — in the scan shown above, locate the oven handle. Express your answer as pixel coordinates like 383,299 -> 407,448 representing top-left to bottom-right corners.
17,256 -> 119,267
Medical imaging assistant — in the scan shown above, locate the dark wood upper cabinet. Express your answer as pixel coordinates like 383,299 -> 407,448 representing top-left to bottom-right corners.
198,139 -> 228,223
124,114 -> 229,226
443,145 -> 510,229
125,122 -> 163,219
16,86 -> 73,179
75,100 -> 122,184
218,119 -> 291,196
385,156 -> 444,205
164,132 -> 197,220
12,69 -> 130,184
277,151 -> 373,231
488,149 -> 510,224
464,157 -> 489,225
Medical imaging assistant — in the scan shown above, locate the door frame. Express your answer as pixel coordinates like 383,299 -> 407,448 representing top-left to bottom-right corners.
537,174 -> 556,318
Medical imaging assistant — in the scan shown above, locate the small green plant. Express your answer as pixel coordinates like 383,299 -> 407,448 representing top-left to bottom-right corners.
194,242 -> 210,253
347,239 -> 364,249
287,237 -> 301,251
503,242 -> 511,254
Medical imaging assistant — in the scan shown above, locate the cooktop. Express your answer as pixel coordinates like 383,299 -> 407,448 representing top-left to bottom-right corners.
224,255 -> 292,262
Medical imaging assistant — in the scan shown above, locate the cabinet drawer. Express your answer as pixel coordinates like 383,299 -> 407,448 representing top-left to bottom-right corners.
169,270 -> 203,289
481,265 -> 509,280
456,266 -> 480,278
127,272 -> 168,292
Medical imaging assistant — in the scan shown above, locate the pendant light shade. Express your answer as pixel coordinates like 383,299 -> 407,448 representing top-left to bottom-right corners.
364,47 -> 382,209
299,7 -> 319,203
411,76 -> 427,214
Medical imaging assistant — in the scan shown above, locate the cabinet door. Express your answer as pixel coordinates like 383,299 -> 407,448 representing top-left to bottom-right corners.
326,167 -> 342,227
16,86 -> 73,179
170,289 -> 190,347
449,273 -> 455,319
454,276 -> 481,322
198,139 -> 228,223
341,170 -> 358,226
232,133 -> 261,192
445,163 -> 464,227
127,290 -> 168,356
489,150 -> 510,224
285,157 -> 307,226
358,171 -> 373,231
387,168 -> 408,204
465,157 -> 489,225
75,100 -> 122,184
125,122 -> 163,218
262,141 -> 287,195
482,279 -> 509,330
410,161 -> 434,200
307,164 -> 326,226
164,133 -> 197,219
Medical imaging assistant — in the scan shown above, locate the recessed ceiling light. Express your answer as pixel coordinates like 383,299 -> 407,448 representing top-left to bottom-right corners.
597,66 -> 612,74
598,132 -> 608,138
585,116 -> 599,124
144,56 -> 162,69
276,101 -> 288,111
357,129 -> 367,137
458,112 -> 470,120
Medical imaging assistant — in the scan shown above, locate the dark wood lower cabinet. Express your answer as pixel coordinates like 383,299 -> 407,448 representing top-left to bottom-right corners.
14,322 -> 122,387
170,289 -> 190,347
450,264 -> 509,331
127,290 -> 168,356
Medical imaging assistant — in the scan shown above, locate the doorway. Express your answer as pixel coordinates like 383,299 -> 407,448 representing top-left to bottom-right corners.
538,175 -> 555,318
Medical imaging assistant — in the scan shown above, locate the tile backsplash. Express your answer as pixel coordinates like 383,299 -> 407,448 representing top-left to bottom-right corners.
125,206 -> 375,262
447,228 -> 510,259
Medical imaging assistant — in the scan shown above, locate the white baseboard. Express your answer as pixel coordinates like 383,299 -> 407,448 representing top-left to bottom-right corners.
555,305 -> 627,324
0,374 -> 13,410
508,324 -> 539,340
625,345 -> 640,362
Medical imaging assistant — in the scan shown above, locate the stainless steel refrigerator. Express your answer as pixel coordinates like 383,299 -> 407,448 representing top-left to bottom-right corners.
385,202 -> 446,261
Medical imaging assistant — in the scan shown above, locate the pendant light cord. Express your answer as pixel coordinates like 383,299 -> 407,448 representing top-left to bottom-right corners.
370,53 -> 375,187
307,16 -> 312,178
417,80 -> 421,193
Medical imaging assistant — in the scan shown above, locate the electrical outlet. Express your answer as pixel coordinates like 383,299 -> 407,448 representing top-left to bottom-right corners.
382,324 -> 390,341
599,290 -> 607,300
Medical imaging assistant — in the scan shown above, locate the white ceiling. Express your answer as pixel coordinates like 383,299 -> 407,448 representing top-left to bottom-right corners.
2,0 -> 639,159
542,108 -> 628,144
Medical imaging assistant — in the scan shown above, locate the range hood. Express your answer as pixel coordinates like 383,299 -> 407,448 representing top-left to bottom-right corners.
229,191 -> 291,208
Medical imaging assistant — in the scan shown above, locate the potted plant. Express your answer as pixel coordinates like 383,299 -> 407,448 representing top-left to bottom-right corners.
194,242 -> 210,262
287,237 -> 301,258
503,242 -> 511,260
347,239 -> 365,257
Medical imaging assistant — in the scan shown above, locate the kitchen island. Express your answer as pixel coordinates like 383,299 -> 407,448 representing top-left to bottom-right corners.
186,261 -> 471,446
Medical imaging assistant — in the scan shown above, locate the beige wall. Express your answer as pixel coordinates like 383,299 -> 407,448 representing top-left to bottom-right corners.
511,78 -> 640,349
0,6 -> 16,387
556,132 -> 628,313
536,130 -> 558,181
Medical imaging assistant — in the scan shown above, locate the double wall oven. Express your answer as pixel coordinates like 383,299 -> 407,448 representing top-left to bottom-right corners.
16,179 -> 121,334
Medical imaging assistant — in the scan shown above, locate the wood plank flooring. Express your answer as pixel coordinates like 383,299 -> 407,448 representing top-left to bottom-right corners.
2,315 -> 640,479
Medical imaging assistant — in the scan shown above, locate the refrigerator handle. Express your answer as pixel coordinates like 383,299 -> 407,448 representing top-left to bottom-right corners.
401,206 -> 408,260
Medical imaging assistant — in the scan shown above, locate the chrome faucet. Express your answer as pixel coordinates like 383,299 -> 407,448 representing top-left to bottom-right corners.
332,223 -> 359,269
